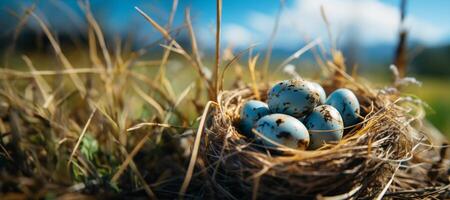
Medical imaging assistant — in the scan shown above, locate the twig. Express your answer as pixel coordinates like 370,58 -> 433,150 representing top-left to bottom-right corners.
393,0 -> 408,78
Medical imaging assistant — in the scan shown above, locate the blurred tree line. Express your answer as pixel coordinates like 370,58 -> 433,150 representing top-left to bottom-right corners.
412,45 -> 450,77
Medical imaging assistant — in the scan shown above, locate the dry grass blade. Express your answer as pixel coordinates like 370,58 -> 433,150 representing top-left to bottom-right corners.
157,41 -> 177,100
326,61 -> 374,95
185,8 -> 215,97
156,41 -> 172,80
179,101 -> 216,197
67,108 -> 97,167
252,176 -> 261,200
132,83 -> 165,118
87,25 -> 108,82
0,144 -> 12,161
262,0 -> 284,79
274,38 -> 322,75
167,0 -> 179,30
3,4 -> 35,67
128,159 -> 157,199
219,44 -> 258,91
318,185 -> 362,200
21,56 -> 52,102
135,7 -> 171,41
248,55 -> 260,100
136,6 -> 213,97
320,5 -> 335,51
127,122 -> 189,132
212,0 -> 223,100
82,2 -> 113,72
159,43 -> 184,55
157,0 -> 179,99
0,68 -> 104,78
129,71 -> 175,103
90,100 -> 120,131
163,82 -> 194,124
375,164 -> 400,200
111,131 -> 152,183
185,8 -> 205,78
30,12 -> 87,98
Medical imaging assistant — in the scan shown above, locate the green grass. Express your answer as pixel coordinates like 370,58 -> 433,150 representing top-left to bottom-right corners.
407,77 -> 450,136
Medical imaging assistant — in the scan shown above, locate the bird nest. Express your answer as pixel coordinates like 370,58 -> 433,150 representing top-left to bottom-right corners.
199,76 -> 449,199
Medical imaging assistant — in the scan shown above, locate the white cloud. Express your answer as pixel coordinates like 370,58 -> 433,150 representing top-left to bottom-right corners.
222,24 -> 254,47
404,17 -> 448,45
199,0 -> 448,48
197,23 -> 254,48
281,0 -> 447,46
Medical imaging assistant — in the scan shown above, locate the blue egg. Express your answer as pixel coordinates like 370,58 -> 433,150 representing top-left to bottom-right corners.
325,88 -> 360,127
304,105 -> 343,149
256,113 -> 309,149
239,100 -> 270,136
309,81 -> 326,104
268,79 -> 321,118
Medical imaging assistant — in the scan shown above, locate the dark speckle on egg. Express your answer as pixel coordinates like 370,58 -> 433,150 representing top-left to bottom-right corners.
258,121 -> 270,128
276,118 -> 284,126
276,131 -> 291,139
319,106 -> 333,122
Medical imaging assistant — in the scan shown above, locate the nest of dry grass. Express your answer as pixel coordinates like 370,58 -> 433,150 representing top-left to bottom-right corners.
200,76 -> 449,199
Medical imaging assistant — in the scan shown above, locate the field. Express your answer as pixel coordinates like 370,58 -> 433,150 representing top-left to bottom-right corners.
5,51 -> 449,136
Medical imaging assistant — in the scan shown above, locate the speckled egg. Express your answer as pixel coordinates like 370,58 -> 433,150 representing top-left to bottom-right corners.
267,79 -> 321,118
255,113 -> 310,149
239,100 -> 271,136
309,81 -> 326,104
304,105 -> 344,149
325,88 -> 360,127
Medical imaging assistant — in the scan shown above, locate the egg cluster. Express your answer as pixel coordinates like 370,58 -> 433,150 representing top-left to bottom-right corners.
239,79 -> 361,150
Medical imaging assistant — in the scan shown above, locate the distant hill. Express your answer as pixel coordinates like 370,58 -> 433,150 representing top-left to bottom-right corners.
1,27 -> 449,78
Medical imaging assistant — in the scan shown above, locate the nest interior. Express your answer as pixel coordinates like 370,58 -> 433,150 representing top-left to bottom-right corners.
199,79 -> 450,199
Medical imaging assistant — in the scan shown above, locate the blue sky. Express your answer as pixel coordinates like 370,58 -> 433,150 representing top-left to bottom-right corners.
188,0 -> 450,48
1,0 -> 450,49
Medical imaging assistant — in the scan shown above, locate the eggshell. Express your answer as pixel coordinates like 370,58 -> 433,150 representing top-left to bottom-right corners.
309,81 -> 326,104
256,113 -> 310,149
268,79 -> 321,118
239,100 -> 270,136
325,88 -> 360,127
304,105 -> 343,149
